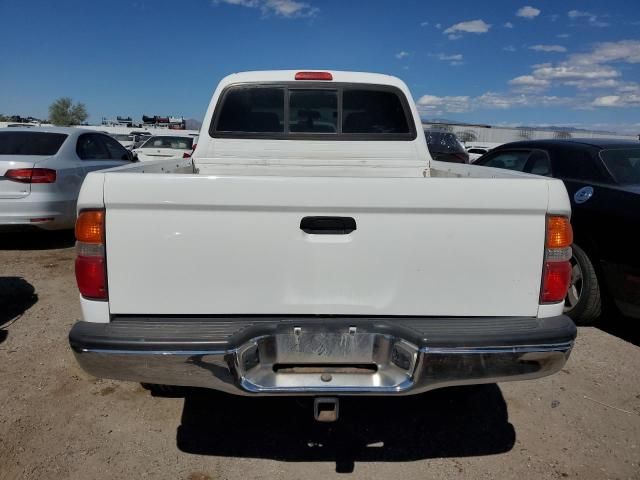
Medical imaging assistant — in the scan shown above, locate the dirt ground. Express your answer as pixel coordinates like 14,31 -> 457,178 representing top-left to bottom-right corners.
1,230 -> 639,480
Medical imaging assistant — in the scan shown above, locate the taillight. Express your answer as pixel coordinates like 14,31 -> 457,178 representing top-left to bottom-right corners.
295,71 -> 333,81
5,168 -> 56,183
183,143 -> 197,158
540,215 -> 573,303
75,209 -> 107,300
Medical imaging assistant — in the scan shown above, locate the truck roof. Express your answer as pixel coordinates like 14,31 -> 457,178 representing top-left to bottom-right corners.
218,70 -> 408,90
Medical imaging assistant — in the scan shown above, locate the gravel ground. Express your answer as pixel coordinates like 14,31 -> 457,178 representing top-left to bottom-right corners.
1,230 -> 639,480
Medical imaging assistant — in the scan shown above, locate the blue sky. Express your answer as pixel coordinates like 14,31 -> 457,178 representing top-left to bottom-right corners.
1,0 -> 639,133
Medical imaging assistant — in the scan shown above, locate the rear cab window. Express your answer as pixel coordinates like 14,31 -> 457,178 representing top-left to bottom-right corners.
0,131 -> 67,155
212,83 -> 415,140
216,88 -> 284,133
290,90 -> 337,133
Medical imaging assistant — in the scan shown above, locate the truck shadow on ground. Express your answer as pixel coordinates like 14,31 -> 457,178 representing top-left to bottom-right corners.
176,384 -> 515,473
0,277 -> 38,343
598,312 -> 640,347
0,229 -> 74,251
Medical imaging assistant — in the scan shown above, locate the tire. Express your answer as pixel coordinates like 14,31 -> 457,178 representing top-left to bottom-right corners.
140,383 -> 185,397
564,244 -> 601,326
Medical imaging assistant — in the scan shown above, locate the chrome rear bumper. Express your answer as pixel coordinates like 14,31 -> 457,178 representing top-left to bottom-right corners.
69,316 -> 576,395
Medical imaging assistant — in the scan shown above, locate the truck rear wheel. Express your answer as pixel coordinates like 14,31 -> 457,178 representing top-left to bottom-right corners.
564,244 -> 601,326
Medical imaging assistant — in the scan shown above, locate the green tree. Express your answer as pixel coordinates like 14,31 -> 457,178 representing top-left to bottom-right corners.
48,97 -> 88,126
0,113 -> 10,122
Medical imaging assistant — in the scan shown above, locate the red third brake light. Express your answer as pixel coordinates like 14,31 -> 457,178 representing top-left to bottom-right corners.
295,71 -> 333,81
5,168 -> 56,183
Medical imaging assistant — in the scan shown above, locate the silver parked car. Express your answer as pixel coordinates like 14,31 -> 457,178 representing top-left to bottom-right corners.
0,127 -> 134,230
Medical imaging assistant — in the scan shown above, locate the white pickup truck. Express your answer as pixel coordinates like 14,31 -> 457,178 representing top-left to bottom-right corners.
69,71 -> 576,421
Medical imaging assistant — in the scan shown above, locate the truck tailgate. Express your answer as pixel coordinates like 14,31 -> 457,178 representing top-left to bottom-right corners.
103,173 -> 549,317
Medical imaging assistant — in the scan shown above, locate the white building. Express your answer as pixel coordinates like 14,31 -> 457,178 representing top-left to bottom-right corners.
423,122 -> 637,148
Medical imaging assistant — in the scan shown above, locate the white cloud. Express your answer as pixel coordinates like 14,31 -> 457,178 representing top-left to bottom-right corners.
395,51 -> 410,59
530,42 -> 640,88
435,23 -> 442,29
417,92 -> 572,114
433,53 -> 464,66
437,53 -> 463,61
530,44 -> 567,53
532,64 -> 619,80
419,40 -> 640,113
447,34 -> 462,40
417,95 -> 470,114
618,82 -> 640,93
557,33 -> 570,38
443,19 -> 491,35
500,40 -> 640,107
476,92 -> 524,109
503,45 -> 517,52
568,10 -> 589,19
509,75 -> 550,87
567,10 -> 609,27
563,79 -> 619,90
420,21 -> 429,27
516,6 -> 541,19
214,0 -> 318,17
570,40 -> 640,65
504,22 -> 514,28
508,75 -> 551,93
592,94 -> 640,107
592,95 -> 621,107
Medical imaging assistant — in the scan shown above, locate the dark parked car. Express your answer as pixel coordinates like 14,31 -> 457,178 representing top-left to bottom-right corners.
424,129 -> 469,163
475,139 -> 640,324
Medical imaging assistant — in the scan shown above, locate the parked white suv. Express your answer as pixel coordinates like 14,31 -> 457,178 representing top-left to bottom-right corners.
69,71 -> 576,421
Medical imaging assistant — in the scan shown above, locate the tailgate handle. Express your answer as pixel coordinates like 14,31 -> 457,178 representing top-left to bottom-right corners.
300,216 -> 356,235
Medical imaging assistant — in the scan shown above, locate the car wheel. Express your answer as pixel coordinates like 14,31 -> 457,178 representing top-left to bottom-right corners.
564,243 -> 601,326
